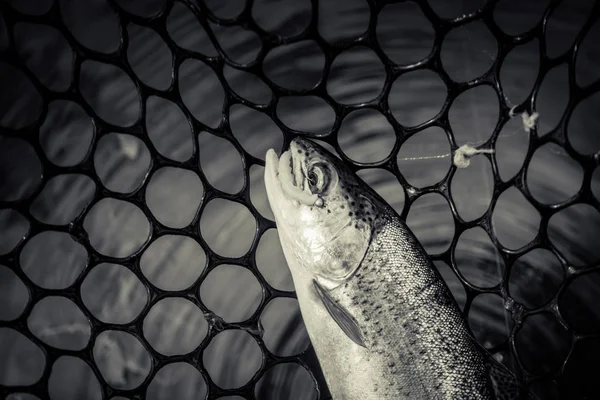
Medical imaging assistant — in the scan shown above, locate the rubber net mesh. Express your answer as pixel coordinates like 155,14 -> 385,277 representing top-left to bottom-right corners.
0,0 -> 599,399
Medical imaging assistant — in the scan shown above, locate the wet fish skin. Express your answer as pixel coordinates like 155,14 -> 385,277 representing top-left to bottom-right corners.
326,212 -> 494,398
264,138 -> 496,399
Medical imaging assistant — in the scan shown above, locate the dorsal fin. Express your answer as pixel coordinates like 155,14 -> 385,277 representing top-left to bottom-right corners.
313,279 -> 366,348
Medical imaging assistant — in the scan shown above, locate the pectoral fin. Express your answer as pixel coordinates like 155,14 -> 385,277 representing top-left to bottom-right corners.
313,279 -> 366,348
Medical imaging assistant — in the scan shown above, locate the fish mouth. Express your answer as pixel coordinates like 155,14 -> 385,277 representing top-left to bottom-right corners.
265,139 -> 318,206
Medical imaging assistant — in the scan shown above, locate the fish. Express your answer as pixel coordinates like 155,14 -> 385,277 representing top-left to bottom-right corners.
263,137 -> 533,400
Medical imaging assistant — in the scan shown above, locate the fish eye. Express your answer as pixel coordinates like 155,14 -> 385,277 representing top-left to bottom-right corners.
307,164 -> 328,193
308,171 -> 318,186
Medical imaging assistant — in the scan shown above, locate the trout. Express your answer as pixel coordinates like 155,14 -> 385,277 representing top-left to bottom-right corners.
264,137 -> 529,400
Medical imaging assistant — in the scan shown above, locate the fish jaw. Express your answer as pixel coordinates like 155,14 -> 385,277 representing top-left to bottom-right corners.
264,148 -> 285,217
264,142 -> 372,289
264,147 -> 319,287
265,147 -> 345,288
265,146 -> 385,398
264,148 -> 312,275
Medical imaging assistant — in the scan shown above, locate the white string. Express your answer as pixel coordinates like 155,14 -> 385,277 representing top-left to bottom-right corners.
511,108 -> 565,156
397,109 -> 548,167
398,153 -> 452,161
453,144 -> 494,168
521,111 -> 539,133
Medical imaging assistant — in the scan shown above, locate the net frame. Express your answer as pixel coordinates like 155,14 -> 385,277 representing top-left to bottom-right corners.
0,0 -> 599,399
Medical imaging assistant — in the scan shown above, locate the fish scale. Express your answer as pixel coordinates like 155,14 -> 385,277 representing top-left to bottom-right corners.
329,213 -> 494,399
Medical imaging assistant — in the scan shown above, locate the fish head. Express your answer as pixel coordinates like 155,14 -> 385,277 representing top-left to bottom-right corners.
264,137 -> 378,290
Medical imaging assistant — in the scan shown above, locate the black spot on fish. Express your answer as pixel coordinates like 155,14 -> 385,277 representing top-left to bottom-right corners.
341,205 -> 345,209
355,224 -> 359,229
362,218 -> 366,222
298,149 -> 302,154
351,201 -> 355,206
327,209 -> 331,213
344,195 -> 349,199
388,361 -> 396,368
349,212 -> 353,216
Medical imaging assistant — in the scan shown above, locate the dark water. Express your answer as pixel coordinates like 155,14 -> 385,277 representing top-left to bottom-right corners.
1,0 -> 600,399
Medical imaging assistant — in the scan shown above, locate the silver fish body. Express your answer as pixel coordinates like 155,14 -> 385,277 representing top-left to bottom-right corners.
264,138 -> 519,400
322,213 -> 494,398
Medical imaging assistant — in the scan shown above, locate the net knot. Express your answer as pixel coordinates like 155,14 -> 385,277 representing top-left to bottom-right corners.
521,111 -> 539,133
453,144 -> 494,169
509,106 -> 539,133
